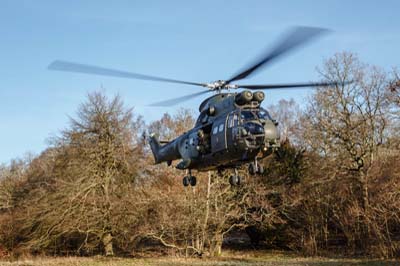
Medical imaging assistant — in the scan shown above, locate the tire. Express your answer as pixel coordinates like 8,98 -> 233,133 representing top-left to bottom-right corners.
257,165 -> 264,175
189,176 -> 197,186
229,175 -> 238,186
183,176 -> 190,187
248,163 -> 256,175
236,176 -> 242,185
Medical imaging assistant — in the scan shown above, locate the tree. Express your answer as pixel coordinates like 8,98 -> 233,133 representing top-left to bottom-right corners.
267,99 -> 301,144
303,52 -> 389,211
0,159 -> 31,253
300,52 -> 396,254
388,68 -> 400,107
148,108 -> 195,141
16,92 -> 144,256
387,69 -> 400,148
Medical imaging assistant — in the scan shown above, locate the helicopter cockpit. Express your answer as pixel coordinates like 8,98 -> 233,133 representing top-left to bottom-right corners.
233,107 -> 278,151
237,110 -> 265,147
256,108 -> 273,121
240,108 -> 272,122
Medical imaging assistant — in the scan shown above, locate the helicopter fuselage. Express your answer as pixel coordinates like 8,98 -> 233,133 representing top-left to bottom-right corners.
149,91 -> 280,171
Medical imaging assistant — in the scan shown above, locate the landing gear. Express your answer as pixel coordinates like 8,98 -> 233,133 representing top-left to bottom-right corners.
258,164 -> 264,175
249,160 -> 264,175
229,169 -> 242,186
248,163 -> 257,175
189,175 -> 197,186
183,170 -> 197,187
183,176 -> 190,186
229,175 -> 242,186
217,168 -> 224,177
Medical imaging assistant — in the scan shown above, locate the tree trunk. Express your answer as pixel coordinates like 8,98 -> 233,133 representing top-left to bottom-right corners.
361,176 -> 369,213
210,233 -> 223,257
102,232 -> 114,256
201,172 -> 212,252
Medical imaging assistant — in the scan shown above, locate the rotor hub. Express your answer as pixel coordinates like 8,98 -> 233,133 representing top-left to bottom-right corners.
206,80 -> 226,90
206,80 -> 238,91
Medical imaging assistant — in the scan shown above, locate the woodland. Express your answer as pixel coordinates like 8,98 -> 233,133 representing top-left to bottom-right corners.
0,52 -> 399,258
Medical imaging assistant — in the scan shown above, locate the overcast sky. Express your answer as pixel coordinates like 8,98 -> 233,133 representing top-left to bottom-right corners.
1,0 -> 399,163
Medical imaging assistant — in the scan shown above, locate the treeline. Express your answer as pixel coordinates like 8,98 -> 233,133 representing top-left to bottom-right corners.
0,52 -> 399,258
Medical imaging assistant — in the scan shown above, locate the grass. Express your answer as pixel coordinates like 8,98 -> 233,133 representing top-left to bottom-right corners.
0,251 -> 398,266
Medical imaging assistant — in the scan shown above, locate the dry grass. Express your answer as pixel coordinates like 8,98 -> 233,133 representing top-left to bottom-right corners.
0,251 -> 398,266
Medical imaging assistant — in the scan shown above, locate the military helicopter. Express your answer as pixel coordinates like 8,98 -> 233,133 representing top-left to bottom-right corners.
48,26 -> 342,187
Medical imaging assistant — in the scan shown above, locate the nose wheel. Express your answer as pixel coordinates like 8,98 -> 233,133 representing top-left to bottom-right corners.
249,160 -> 264,175
183,170 -> 197,187
229,169 -> 243,186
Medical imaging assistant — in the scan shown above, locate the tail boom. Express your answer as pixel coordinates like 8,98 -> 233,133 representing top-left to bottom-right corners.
149,134 -> 181,164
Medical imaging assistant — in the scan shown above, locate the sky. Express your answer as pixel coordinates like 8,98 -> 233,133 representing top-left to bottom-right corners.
0,0 -> 399,163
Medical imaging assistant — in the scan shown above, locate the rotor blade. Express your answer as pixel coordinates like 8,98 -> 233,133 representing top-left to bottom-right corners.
48,60 -> 207,87
226,26 -> 330,83
148,90 -> 210,107
237,81 -> 346,90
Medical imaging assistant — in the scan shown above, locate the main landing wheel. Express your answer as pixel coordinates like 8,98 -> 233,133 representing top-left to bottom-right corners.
248,163 -> 257,175
189,175 -> 197,186
257,164 -> 264,175
229,175 -> 242,186
249,162 -> 264,175
183,175 -> 197,187
183,176 -> 190,187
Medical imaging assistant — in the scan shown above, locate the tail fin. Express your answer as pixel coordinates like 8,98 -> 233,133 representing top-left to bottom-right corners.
149,133 -> 161,164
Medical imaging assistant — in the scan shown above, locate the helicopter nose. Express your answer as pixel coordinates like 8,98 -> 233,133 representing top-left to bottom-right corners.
264,120 -> 279,142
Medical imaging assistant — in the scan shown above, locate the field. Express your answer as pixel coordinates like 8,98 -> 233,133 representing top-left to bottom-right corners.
0,252 -> 398,266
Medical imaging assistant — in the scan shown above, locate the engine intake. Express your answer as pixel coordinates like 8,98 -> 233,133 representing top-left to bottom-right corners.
253,91 -> 265,102
235,91 -> 253,105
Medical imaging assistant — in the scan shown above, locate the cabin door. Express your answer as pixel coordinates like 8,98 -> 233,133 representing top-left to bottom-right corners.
211,117 -> 228,152
226,112 -> 239,146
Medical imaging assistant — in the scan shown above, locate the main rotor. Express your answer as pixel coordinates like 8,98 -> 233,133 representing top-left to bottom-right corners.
48,26 -> 347,107
204,80 -> 236,91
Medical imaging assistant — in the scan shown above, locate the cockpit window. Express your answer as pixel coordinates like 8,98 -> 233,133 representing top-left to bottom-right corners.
196,111 -> 208,124
257,108 -> 272,120
240,111 -> 256,120
244,122 -> 264,135
240,109 -> 273,122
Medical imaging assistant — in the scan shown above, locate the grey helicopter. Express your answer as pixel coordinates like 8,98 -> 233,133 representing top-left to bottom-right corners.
48,26 -> 342,186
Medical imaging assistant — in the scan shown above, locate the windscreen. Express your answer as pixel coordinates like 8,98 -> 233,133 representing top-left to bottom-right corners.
257,108 -> 273,120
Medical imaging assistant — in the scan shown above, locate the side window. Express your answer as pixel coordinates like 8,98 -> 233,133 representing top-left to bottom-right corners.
218,124 -> 224,132
213,126 -> 218,135
228,113 -> 238,128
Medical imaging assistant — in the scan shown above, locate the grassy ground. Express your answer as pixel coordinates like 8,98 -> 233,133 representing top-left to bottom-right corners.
0,251 -> 398,266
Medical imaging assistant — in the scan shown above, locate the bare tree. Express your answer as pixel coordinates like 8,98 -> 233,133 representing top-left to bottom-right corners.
388,68 -> 400,106
299,52 -> 396,255
268,99 -> 301,144
303,52 -> 390,211
386,68 -> 400,149
148,108 -> 195,141
16,92 -> 144,256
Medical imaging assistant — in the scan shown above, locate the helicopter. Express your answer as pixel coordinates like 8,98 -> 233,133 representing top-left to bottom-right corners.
48,26 -> 342,187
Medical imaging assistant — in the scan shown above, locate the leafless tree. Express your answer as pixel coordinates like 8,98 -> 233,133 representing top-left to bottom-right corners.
15,92 -> 144,256
268,99 -> 301,144
148,108 -> 195,141
298,52 -> 400,255
303,52 -> 390,212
